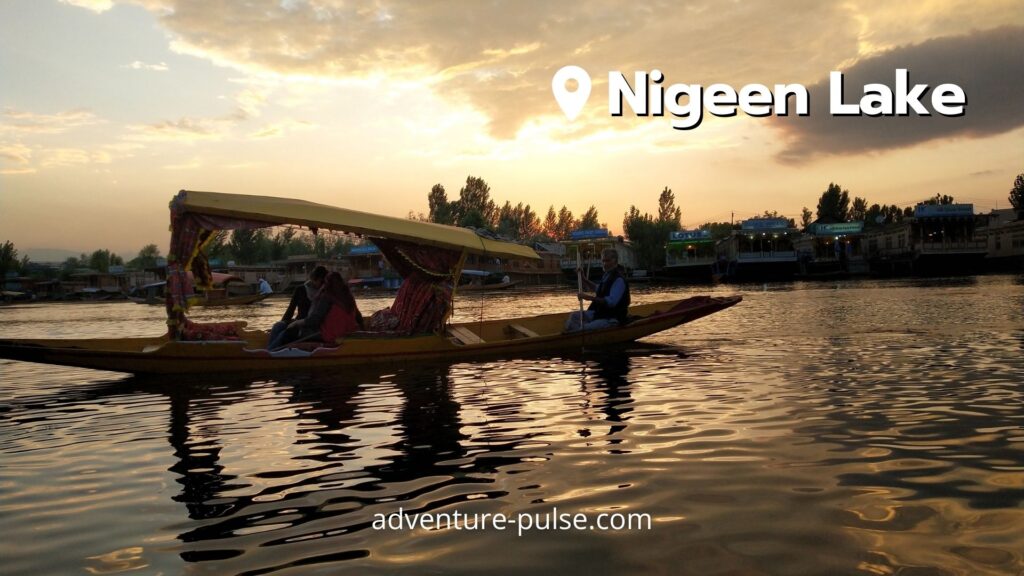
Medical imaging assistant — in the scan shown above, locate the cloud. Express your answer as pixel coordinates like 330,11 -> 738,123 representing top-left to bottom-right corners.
126,0 -> 1020,140
234,86 -> 270,118
124,116 -> 229,142
60,0 -> 113,13
1,108 -> 101,134
248,118 -> 313,139
123,60 -> 169,71
772,26 -> 1024,163
0,142 -> 32,165
969,169 -> 999,177
38,148 -> 113,167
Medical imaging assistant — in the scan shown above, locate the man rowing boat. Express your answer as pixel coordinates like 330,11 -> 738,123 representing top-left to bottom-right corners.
565,248 -> 631,332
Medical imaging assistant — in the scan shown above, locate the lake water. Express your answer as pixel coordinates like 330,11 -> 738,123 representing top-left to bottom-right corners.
2,276 -> 1023,575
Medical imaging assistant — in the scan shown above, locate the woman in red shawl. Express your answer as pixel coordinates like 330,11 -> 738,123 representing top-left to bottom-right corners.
318,271 -> 363,343
269,271 -> 362,349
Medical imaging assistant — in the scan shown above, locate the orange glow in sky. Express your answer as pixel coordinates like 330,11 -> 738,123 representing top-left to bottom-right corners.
1,1 -> 1021,257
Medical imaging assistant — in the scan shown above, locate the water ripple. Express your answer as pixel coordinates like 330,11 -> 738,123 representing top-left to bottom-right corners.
1,276 -> 1023,574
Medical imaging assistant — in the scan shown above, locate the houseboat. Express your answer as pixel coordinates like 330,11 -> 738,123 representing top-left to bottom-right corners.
865,203 -> 986,276
347,244 -> 402,290
504,242 -> 565,286
663,230 -> 716,281
794,221 -> 868,278
716,217 -> 798,281
977,208 -> 1024,272
560,230 -> 638,282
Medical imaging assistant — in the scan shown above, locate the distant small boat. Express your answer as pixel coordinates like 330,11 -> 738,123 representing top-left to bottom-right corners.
459,269 -> 518,291
128,272 -> 268,306
459,279 -> 520,291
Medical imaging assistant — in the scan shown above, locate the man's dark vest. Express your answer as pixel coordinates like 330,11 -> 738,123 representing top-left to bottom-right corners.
589,266 -> 631,324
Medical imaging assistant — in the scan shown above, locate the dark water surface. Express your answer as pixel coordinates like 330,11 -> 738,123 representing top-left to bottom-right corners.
2,276 -> 1023,575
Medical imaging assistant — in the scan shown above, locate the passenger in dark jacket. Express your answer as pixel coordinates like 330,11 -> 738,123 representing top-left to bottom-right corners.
267,265 -> 327,349
565,248 -> 631,332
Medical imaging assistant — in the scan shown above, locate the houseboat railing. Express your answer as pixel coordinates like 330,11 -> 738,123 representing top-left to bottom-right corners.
665,255 -> 716,266
919,240 -> 987,253
736,251 -> 797,261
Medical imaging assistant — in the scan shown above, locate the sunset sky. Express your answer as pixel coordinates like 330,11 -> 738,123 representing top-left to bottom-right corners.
1,1 -> 1022,258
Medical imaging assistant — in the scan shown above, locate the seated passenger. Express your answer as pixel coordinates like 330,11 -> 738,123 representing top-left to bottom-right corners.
564,248 -> 631,332
267,265 -> 327,348
270,271 -> 362,349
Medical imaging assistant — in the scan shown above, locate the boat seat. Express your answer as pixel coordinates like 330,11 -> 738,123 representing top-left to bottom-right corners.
448,325 -> 484,345
505,323 -> 539,339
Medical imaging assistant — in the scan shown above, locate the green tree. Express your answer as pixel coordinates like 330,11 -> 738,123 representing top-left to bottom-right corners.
87,249 -> 123,272
230,229 -> 263,264
0,240 -> 19,280
800,207 -> 813,230
518,204 -> 542,241
268,228 -> 293,261
1009,172 -> 1024,218
923,193 -> 955,205
698,221 -> 737,240
542,205 -> 558,239
756,210 -> 796,228
815,183 -> 850,223
850,197 -> 868,221
553,206 -> 576,240
656,187 -> 682,228
428,184 -> 454,225
129,243 -> 161,269
496,201 -> 517,238
578,205 -> 601,230
864,203 -> 884,228
495,202 -> 543,241
622,207 -> 665,270
312,234 -> 328,258
453,176 -> 496,229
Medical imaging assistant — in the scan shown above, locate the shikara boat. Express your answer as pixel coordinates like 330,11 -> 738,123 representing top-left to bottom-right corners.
0,190 -> 740,375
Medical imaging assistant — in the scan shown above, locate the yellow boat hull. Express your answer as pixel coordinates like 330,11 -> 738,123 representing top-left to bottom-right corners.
0,296 -> 739,375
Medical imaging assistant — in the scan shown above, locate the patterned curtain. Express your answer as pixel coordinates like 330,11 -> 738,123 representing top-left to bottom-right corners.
372,239 -> 462,334
166,192 -> 275,339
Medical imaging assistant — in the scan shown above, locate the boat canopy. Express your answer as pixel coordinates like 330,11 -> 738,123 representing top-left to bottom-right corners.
165,190 -> 539,340
175,190 -> 538,260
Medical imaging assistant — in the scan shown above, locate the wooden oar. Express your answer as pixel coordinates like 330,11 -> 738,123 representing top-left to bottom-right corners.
576,249 -> 585,333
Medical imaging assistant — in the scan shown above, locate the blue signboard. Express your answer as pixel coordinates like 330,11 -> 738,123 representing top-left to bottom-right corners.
741,217 -> 790,231
811,222 -> 864,235
913,204 -> 974,218
569,229 -> 610,240
669,230 -> 712,241
349,244 -> 380,255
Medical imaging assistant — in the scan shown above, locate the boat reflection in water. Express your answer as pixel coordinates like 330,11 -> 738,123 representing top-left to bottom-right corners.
64,353 -> 638,572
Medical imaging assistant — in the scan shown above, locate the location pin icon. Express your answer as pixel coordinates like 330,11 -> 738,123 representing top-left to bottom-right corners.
552,65 -> 591,121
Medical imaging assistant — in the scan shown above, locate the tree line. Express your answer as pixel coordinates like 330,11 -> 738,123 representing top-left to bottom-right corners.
799,183 -> 960,229
4,171 -> 1023,281
0,243 -> 165,281
422,176 -> 605,243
